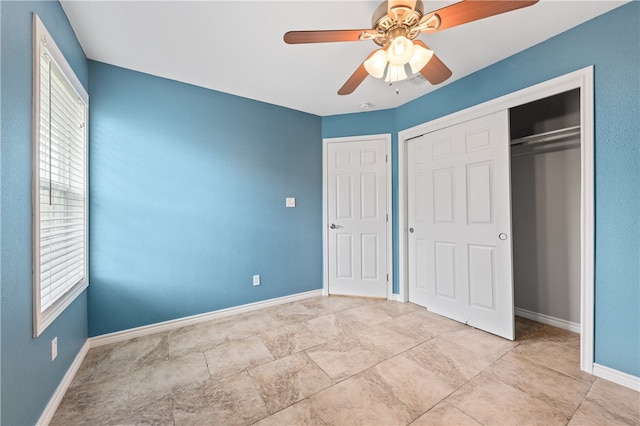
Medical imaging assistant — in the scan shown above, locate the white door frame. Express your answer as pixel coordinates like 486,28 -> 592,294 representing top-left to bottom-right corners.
398,67 -> 595,373
323,134 -> 393,299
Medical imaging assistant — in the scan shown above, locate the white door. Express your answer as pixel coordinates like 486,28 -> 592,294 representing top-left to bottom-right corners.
326,138 -> 388,298
408,110 -> 514,339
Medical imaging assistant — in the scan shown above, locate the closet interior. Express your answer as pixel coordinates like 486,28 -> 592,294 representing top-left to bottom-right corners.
509,89 -> 582,331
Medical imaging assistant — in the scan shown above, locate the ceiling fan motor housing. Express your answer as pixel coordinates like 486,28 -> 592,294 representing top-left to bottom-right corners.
370,0 -> 428,47
360,0 -> 440,49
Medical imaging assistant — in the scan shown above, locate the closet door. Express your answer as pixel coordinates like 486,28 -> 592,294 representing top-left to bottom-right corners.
408,110 -> 514,340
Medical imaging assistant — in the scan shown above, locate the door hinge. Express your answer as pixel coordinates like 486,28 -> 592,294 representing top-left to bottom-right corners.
386,214 -> 388,222
385,154 -> 388,163
386,274 -> 389,282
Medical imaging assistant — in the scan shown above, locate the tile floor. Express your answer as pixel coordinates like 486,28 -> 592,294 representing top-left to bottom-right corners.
51,296 -> 639,425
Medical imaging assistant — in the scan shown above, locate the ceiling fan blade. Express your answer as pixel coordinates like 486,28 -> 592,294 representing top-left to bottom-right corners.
426,0 -> 538,32
414,40 -> 452,85
338,52 -> 376,96
284,30 -> 374,44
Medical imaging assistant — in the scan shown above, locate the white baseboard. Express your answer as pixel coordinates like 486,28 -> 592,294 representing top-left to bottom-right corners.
593,363 -> 640,392
515,307 -> 580,333
37,340 -> 90,426
90,289 -> 323,348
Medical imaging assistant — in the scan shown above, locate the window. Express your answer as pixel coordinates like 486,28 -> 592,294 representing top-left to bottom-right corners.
32,15 -> 89,337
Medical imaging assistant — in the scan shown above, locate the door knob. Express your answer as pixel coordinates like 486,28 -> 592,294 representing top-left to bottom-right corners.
499,233 -> 508,240
330,224 -> 339,229
409,227 -> 414,233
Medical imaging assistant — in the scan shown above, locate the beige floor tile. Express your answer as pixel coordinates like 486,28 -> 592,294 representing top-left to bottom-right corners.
55,395 -> 174,426
259,322 -> 325,359
521,323 -> 581,350
305,334 -> 385,381
487,351 -> 593,416
49,408 -> 84,426
383,314 -> 436,343
233,309 -> 296,337
71,332 -> 170,387
309,373 -> 414,425
366,354 -> 461,418
49,409 -> 82,426
270,304 -> 321,323
66,346 -> 114,390
405,337 -> 491,384
339,304 -> 395,326
355,320 -> 424,358
120,332 -> 170,370
512,340 -> 596,383
273,301 -> 345,323
324,295 -> 382,309
304,312 -> 369,341
411,402 -> 481,425
399,310 -> 465,337
568,397 -> 638,425
117,395 -> 174,426
583,378 -> 640,424
204,335 -> 275,381
515,316 -> 546,341
172,371 -> 269,426
128,352 -> 210,410
254,399 -> 328,426
447,374 -> 569,425
168,318 -> 236,358
375,300 -> 424,318
54,296 -> 637,426
297,295 -> 354,313
169,312 -> 291,359
439,327 -> 518,364
249,352 -> 333,414
50,373 -> 131,425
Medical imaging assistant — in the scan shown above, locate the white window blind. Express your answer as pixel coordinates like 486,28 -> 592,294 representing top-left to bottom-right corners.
33,15 -> 89,336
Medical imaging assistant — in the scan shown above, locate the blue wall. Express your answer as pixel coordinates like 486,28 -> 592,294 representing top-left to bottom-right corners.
0,2 -> 89,425
323,2 -> 640,377
88,62 -> 323,336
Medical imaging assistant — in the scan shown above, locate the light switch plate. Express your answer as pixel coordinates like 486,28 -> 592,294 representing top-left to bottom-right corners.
286,197 -> 296,208
51,337 -> 58,361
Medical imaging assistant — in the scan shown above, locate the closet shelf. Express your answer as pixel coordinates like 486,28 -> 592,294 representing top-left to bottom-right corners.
510,125 -> 581,146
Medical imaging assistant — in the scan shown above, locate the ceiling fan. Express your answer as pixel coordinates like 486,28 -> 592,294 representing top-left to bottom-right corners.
284,0 -> 538,95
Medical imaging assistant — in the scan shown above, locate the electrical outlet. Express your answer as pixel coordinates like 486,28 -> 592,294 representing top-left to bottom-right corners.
51,337 -> 58,361
253,275 -> 261,286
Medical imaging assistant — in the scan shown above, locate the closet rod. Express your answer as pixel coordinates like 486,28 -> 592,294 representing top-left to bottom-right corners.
510,125 -> 581,146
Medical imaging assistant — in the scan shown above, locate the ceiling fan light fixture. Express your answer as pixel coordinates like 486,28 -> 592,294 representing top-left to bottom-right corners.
385,64 -> 408,83
386,35 -> 414,66
409,43 -> 434,73
364,49 -> 388,79
284,0 -> 539,95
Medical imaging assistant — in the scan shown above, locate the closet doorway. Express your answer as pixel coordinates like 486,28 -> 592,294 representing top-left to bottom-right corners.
510,89 -> 582,333
398,67 -> 594,373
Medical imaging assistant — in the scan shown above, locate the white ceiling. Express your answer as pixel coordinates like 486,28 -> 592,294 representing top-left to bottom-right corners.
60,0 -> 627,117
